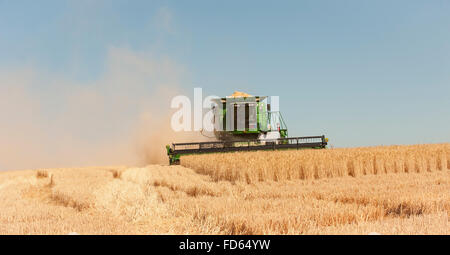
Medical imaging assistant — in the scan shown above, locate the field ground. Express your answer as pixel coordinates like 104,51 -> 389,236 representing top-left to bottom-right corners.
1,145 -> 449,234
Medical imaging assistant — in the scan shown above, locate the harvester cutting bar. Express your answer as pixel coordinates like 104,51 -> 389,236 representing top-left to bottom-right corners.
167,136 -> 327,164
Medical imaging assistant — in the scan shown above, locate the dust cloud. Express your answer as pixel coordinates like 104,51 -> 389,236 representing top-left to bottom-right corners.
0,46 -> 205,171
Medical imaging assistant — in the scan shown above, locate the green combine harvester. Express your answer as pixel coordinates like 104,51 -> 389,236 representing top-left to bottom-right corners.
166,92 -> 328,165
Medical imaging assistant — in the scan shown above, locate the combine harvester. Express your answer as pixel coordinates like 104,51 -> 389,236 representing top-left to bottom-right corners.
166,92 -> 328,165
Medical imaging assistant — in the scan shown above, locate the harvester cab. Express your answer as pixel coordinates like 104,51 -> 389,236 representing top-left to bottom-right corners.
166,92 -> 328,165
210,94 -> 288,142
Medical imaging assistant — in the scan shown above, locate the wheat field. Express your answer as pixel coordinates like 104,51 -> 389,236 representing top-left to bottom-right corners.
0,144 -> 449,234
182,144 -> 450,183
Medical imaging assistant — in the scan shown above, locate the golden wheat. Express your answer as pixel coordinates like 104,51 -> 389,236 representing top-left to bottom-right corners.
182,143 -> 450,183
0,144 -> 449,234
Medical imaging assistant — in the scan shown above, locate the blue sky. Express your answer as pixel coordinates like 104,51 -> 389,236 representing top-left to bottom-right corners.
0,0 -> 449,169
